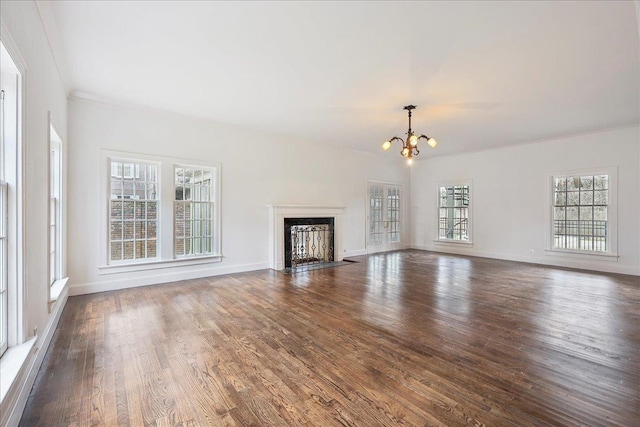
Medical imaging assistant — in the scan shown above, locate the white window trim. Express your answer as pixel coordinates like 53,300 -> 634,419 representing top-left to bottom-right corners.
99,150 -> 222,273
545,166 -> 618,259
434,179 -> 473,245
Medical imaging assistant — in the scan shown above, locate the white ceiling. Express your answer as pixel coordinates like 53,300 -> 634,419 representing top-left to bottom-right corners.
44,1 -> 639,157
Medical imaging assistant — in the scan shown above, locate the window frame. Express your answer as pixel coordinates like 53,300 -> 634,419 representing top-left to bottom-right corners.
107,157 -> 160,265
99,150 -> 222,274
546,167 -> 618,259
48,121 -> 63,287
173,164 -> 219,259
434,180 -> 473,245
0,33 -> 26,357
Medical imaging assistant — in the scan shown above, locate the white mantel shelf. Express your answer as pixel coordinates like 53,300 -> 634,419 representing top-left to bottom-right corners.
267,205 -> 345,270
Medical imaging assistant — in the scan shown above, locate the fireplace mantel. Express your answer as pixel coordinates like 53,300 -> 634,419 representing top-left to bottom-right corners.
267,205 -> 345,270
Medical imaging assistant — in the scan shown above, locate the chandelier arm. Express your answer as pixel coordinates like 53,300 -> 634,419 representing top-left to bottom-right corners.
418,134 -> 429,140
388,136 -> 405,145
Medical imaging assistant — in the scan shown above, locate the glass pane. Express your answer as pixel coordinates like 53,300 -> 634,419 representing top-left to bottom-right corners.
594,175 -> 608,190
123,221 -> 134,240
594,190 -> 608,205
566,191 -> 579,205
594,206 -> 607,221
554,191 -> 566,205
123,201 -> 135,219
580,176 -> 593,190
147,165 -> 157,182
110,201 -> 123,219
554,207 -> 565,220
175,238 -> 184,256
135,221 -> 146,239
175,186 -> 184,201
580,206 -> 593,220
147,221 -> 157,238
135,201 -> 146,220
147,240 -> 157,258
134,182 -> 146,199
580,190 -> 593,205
110,242 -> 123,261
566,207 -> 578,220
147,201 -> 157,220
123,241 -> 134,260
110,180 -> 122,199
146,184 -> 157,200
554,177 -> 566,191
110,221 -> 122,240
175,202 -> 186,221
567,177 -> 579,190
135,241 -> 146,259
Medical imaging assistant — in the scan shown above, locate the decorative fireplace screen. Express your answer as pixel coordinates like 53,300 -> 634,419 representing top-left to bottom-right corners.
284,217 -> 334,268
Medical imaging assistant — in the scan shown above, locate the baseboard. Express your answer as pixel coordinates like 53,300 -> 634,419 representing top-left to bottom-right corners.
343,249 -> 367,258
1,282 -> 69,427
410,244 -> 640,276
69,261 -> 270,296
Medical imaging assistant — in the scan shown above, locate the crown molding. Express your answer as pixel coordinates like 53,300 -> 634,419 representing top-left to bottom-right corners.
35,0 -> 73,95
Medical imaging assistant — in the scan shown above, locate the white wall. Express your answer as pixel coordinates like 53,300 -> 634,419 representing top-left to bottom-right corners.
411,126 -> 640,275
0,1 -> 69,425
67,96 -> 411,294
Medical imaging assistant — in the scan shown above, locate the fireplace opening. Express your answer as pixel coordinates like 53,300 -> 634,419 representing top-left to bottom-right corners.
284,217 -> 334,269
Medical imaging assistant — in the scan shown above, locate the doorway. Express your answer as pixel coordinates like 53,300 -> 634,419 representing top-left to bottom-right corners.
367,182 -> 402,253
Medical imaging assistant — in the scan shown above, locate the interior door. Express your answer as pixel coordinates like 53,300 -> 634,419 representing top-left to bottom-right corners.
367,182 -> 402,253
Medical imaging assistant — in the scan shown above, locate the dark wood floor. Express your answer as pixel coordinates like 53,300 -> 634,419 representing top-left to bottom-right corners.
20,250 -> 640,426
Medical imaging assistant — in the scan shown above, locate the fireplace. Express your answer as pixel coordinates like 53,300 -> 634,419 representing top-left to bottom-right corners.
284,217 -> 334,268
267,205 -> 344,270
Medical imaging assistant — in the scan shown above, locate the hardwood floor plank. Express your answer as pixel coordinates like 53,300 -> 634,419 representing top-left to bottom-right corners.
19,250 -> 640,426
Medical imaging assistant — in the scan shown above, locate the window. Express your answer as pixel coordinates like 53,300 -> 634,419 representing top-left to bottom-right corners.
49,125 -> 63,286
101,152 -> 221,270
438,184 -> 471,242
174,166 -> 215,257
551,172 -> 614,253
1,39 -> 23,356
109,160 -> 158,263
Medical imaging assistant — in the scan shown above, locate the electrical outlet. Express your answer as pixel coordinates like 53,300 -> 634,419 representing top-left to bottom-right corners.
530,249 -> 535,256
33,326 -> 38,336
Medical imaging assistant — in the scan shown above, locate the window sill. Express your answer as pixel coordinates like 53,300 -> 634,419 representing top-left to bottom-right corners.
544,249 -> 619,261
433,239 -> 473,246
0,337 -> 36,404
49,277 -> 68,302
98,254 -> 223,275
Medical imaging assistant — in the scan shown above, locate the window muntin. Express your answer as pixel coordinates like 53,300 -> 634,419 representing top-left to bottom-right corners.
438,184 -> 470,242
174,166 -> 215,257
552,174 -> 608,252
109,161 -> 158,263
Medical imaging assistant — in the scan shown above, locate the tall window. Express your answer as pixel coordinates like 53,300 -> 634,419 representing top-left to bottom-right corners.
0,89 -> 7,355
174,166 -> 215,257
438,184 -> 470,242
49,125 -> 63,286
1,39 -> 22,356
109,160 -> 158,263
552,173 -> 609,252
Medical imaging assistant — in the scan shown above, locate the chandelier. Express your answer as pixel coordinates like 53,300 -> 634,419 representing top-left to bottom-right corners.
382,105 -> 437,165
